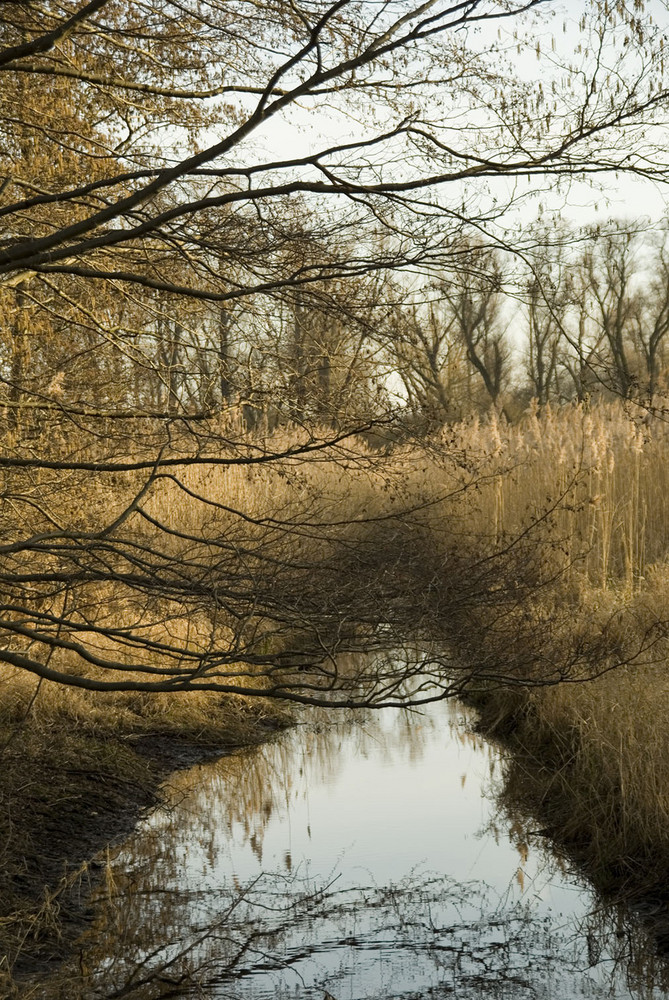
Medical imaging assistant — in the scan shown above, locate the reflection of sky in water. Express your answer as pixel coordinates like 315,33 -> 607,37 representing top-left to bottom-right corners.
159,703 -> 578,913
87,699 -> 669,999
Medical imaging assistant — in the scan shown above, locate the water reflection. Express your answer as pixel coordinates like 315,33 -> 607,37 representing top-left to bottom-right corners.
50,685 -> 669,998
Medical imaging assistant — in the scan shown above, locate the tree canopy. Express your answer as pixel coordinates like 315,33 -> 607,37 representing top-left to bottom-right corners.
1,1 -> 669,705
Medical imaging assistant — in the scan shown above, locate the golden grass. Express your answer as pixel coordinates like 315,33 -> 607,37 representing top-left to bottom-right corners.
483,658 -> 669,896
5,399 -> 669,905
0,663 -> 289,745
426,400 -> 669,590
3,399 -> 669,692
403,401 -> 669,894
3,400 -> 669,669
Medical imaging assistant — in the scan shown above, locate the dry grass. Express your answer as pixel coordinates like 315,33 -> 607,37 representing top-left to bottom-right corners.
5,399 -> 669,955
430,401 -> 669,893
4,398 -> 669,724
483,656 -> 669,897
426,400 -> 669,588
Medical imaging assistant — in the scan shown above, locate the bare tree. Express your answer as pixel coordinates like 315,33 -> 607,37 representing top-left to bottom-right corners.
557,222 -> 669,406
522,230 -> 574,407
580,224 -> 640,399
629,225 -> 669,404
438,247 -> 511,417
1,1 -> 669,702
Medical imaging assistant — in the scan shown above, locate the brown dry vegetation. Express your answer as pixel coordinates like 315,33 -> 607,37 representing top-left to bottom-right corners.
4,398 -> 669,989
445,401 -> 669,902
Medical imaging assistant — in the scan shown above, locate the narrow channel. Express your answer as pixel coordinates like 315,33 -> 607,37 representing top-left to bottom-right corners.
79,695 -> 669,999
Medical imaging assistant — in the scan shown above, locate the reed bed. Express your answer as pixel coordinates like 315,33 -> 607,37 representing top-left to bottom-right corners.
4,398 -> 669,941
431,400 -> 669,589
440,401 -> 669,895
4,400 -> 669,690
3,399 -> 669,689
486,653 -> 669,899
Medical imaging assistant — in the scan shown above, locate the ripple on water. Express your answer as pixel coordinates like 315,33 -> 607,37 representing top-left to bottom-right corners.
78,696 -> 669,999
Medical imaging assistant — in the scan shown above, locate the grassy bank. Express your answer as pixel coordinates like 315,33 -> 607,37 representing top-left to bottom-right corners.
444,402 -> 669,907
480,663 -> 669,889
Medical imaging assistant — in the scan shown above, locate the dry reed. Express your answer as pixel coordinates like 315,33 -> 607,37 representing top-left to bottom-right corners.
4,399 -> 669,918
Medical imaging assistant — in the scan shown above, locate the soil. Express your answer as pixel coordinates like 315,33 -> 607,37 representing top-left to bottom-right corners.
1,725 -> 279,983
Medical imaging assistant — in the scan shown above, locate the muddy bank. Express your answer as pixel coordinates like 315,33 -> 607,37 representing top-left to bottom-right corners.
0,706 -> 289,990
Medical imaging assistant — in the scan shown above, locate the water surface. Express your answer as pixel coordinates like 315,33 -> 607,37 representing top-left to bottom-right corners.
82,695 -> 669,999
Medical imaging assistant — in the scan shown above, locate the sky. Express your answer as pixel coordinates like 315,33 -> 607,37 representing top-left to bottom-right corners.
226,0 -> 669,237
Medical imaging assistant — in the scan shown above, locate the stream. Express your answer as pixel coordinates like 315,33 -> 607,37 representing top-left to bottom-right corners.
78,693 -> 669,999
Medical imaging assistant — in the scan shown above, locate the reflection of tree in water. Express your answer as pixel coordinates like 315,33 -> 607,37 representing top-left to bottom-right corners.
29,681 -> 669,999
140,675 -> 469,871
45,706 -> 651,1000
64,691 -> 469,988
57,695 -> 659,998
64,871 -> 629,1000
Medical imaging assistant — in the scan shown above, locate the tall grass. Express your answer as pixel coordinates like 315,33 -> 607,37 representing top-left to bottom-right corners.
5,400 -> 669,892
435,400 -> 669,591
4,400 -> 669,690
439,401 -> 669,897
